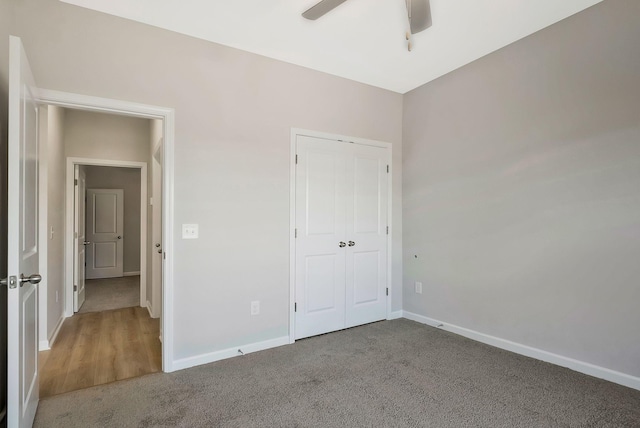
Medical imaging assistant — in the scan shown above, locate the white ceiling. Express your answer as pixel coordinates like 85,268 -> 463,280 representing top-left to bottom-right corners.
60,0 -> 602,94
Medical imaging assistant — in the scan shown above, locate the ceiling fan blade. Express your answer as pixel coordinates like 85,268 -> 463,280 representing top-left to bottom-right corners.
302,0 -> 349,20
408,0 -> 432,34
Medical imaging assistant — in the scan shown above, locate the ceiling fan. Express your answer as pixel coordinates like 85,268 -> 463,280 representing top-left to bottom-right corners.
302,0 -> 432,51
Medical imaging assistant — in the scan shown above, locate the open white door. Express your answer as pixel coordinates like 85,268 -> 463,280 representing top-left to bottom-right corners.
5,35 -> 41,428
151,140 -> 163,318
73,165 -> 87,311
85,188 -> 124,279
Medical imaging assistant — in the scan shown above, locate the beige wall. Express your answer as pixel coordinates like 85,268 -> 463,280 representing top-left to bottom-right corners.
85,166 -> 142,274
403,0 -> 640,377
63,109 -> 150,163
44,105 -> 66,341
13,0 -> 403,362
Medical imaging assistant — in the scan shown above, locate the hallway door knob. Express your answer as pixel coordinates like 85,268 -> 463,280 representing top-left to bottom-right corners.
348,241 -> 355,247
339,241 -> 346,248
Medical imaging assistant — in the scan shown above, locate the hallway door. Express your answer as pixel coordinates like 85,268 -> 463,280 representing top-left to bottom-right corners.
85,189 -> 124,279
73,165 -> 87,311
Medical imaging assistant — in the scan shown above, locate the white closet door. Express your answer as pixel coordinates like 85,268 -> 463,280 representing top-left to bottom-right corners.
295,135 -> 389,340
295,136 -> 347,339
345,143 -> 388,328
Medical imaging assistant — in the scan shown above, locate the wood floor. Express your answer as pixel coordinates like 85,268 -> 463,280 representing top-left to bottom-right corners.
39,306 -> 161,398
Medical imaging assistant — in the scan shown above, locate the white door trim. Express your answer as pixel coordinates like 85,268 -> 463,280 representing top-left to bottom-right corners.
39,89 -> 176,372
289,128 -> 393,343
66,160 -> 145,308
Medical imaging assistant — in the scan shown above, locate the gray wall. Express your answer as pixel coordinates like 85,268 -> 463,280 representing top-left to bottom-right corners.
403,0 -> 640,377
85,166 -> 142,274
13,0 -> 403,362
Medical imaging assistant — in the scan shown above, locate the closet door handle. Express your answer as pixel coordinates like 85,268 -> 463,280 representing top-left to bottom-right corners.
348,241 -> 355,247
339,241 -> 346,248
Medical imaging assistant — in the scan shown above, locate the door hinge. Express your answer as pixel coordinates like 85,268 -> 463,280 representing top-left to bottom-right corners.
295,228 -> 297,238
386,165 -> 389,173
386,287 -> 389,296
74,178 -> 78,186
1,276 -> 18,289
386,226 -> 389,235
295,154 -> 298,164
294,302 -> 297,312
73,285 -> 78,291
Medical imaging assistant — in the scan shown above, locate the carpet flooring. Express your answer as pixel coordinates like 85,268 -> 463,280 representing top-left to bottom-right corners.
78,276 -> 140,313
34,319 -> 640,427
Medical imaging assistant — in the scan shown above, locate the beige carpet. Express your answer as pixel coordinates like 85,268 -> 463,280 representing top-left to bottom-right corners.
77,276 -> 140,313
34,319 -> 640,427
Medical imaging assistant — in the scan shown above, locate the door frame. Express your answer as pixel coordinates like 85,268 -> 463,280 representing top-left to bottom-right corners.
288,128 -> 393,343
38,89 -> 176,372
68,160 -> 144,302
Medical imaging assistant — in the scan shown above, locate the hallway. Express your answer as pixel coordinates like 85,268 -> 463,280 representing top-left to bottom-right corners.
39,276 -> 161,397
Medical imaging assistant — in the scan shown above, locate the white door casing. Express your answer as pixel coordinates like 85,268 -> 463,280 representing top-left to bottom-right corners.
85,188 -> 124,279
294,134 -> 389,340
73,165 -> 87,311
39,91 -> 174,373
7,35 -> 40,428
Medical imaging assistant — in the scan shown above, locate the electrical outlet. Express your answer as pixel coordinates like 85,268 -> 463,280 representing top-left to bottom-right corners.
182,224 -> 199,239
415,281 -> 423,294
251,300 -> 260,315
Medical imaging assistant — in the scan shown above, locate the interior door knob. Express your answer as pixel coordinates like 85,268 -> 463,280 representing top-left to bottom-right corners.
19,273 -> 42,287
83,241 -> 91,245
117,236 -> 122,239
339,241 -> 346,248
348,241 -> 355,247
155,243 -> 161,248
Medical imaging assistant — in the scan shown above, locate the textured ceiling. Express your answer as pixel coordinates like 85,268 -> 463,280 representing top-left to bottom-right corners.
60,0 -> 602,94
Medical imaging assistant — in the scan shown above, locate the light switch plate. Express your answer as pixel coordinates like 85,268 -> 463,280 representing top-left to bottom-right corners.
182,224 -> 199,239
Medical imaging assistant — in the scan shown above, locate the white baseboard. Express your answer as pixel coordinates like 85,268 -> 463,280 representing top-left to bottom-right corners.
387,310 -> 403,320
124,271 -> 141,277
39,314 -> 66,351
172,336 -> 290,372
402,311 -> 640,392
146,300 -> 154,318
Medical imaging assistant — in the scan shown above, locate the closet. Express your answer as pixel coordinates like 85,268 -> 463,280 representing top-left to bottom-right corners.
294,135 -> 389,339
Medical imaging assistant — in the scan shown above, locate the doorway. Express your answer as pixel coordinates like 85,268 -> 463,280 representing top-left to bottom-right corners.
39,115 -> 161,396
36,89 -> 175,372
33,90 -> 174,386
